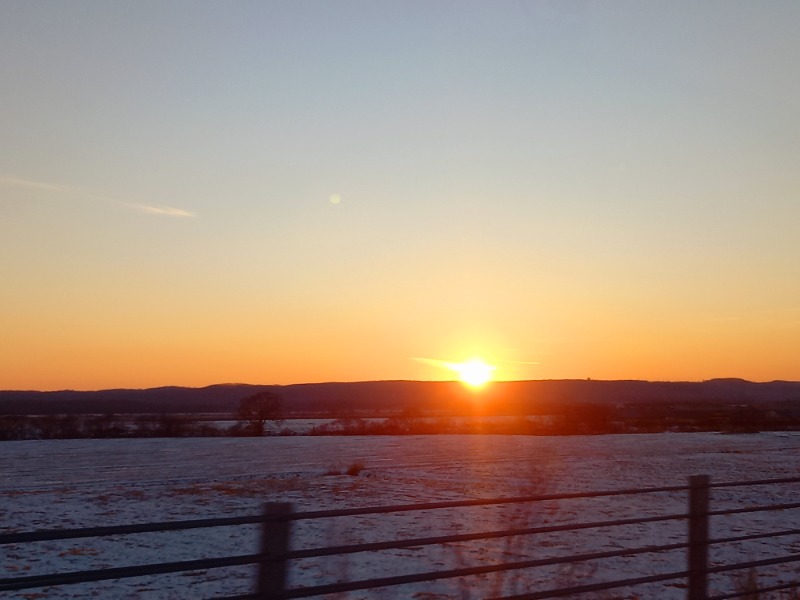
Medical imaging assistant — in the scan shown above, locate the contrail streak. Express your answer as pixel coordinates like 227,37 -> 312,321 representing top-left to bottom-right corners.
0,175 -> 197,218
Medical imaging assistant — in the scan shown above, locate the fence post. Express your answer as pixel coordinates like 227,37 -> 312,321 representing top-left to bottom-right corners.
687,474 -> 710,600
258,502 -> 293,599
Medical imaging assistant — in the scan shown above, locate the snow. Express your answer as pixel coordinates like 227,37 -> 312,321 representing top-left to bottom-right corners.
3,432 -> 800,598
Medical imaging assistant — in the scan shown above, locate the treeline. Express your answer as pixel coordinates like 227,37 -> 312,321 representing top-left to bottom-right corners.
0,414 -> 276,441
306,416 -> 611,436
4,403 -> 800,441
0,390 -> 285,440
308,405 -> 800,436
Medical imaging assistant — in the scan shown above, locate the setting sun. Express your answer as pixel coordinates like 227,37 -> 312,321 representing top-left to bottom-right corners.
453,359 -> 495,388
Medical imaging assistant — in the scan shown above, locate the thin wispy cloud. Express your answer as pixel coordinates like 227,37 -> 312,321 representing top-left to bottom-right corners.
0,175 -> 69,194
710,307 -> 800,325
412,357 -> 459,370
411,357 -> 470,376
413,357 -> 540,368
0,175 -> 196,218
130,204 -> 196,218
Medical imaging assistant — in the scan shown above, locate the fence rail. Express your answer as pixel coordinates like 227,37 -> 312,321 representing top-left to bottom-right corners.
3,475 -> 800,598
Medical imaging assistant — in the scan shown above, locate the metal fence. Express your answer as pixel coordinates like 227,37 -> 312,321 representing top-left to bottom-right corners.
3,475 -> 800,599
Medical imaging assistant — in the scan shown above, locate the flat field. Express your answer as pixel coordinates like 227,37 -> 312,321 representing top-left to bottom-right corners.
3,432 -> 800,598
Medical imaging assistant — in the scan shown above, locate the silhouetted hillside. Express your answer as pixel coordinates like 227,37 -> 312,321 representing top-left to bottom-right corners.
2,379 -> 800,416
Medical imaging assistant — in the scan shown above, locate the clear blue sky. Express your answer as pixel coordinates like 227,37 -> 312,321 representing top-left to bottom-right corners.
2,1 -> 799,390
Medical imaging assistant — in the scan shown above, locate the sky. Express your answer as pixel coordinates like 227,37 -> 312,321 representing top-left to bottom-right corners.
1,1 -> 799,391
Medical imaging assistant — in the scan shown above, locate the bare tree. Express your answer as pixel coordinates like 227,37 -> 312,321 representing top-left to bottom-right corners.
237,391 -> 283,436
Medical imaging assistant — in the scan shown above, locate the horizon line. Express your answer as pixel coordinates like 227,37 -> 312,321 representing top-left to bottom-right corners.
2,376 -> 798,394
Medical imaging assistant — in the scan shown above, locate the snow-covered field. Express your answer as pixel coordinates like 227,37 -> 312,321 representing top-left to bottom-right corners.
3,432 -> 800,599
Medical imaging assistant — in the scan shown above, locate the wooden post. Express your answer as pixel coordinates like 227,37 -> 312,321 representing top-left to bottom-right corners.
687,475 -> 710,600
258,502 -> 292,599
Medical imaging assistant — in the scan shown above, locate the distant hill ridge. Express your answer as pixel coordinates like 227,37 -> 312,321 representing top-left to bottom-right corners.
1,379 -> 800,416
